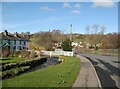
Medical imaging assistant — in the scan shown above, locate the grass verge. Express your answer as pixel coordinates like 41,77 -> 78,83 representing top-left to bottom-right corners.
1,57 -> 26,64
2,56 -> 80,87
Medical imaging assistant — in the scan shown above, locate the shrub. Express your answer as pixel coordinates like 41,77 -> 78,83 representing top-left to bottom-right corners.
2,57 -> 47,79
13,51 -> 21,57
19,50 -> 30,58
2,58 -> 47,71
30,50 -> 36,58
2,66 -> 30,79
61,39 -> 73,51
2,48 -> 10,57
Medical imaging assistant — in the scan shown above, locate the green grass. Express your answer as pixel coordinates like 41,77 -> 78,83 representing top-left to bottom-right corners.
1,57 -> 26,64
1,56 -> 41,64
2,56 -> 80,87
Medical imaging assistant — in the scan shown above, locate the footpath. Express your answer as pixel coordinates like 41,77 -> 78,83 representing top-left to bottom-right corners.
72,55 -> 102,88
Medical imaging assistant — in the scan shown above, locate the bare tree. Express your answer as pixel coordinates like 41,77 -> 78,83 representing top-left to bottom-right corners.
30,30 -> 64,51
100,26 -> 106,34
86,26 -> 90,34
85,24 -> 106,50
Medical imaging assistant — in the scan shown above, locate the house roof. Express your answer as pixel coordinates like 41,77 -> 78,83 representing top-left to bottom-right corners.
0,32 -> 29,41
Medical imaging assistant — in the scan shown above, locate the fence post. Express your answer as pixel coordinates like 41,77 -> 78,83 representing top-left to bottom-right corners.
50,52 -> 52,57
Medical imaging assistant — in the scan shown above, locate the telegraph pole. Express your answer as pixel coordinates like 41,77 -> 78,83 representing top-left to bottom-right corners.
70,24 -> 72,41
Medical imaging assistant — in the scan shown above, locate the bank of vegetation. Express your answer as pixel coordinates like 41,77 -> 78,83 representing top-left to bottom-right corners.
3,56 -> 80,87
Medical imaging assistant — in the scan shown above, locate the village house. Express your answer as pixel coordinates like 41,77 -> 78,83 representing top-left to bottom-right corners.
0,30 -> 30,52
71,42 -> 84,48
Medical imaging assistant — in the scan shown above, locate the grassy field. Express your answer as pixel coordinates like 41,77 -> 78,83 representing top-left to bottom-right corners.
1,57 -> 26,64
2,56 -> 80,87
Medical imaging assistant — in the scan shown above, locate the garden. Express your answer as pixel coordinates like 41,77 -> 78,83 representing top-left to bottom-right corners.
1,50 -> 47,80
2,56 -> 80,87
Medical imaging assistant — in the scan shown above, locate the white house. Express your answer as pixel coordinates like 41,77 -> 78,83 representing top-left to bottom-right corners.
1,30 -> 30,52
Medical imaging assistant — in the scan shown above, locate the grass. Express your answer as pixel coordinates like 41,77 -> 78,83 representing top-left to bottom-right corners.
85,49 -> 120,56
2,56 -> 80,87
1,57 -> 26,64
1,56 -> 41,64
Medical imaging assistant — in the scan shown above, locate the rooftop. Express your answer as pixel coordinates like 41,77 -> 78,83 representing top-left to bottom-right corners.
0,30 -> 29,41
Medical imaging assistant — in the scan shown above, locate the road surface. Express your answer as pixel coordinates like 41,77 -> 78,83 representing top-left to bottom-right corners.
79,53 -> 120,89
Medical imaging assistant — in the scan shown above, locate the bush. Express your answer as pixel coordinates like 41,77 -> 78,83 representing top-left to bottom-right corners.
19,50 -> 30,58
29,50 -> 36,58
2,58 -> 47,71
61,39 -> 73,51
2,66 -> 30,79
2,48 -> 10,57
2,57 -> 47,79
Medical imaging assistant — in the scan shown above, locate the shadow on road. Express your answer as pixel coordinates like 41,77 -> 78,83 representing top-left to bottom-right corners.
113,61 -> 120,64
95,66 -> 118,88
97,59 -> 120,77
83,56 -> 119,89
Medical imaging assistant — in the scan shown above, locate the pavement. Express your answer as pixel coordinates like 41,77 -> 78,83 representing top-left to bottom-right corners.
72,55 -> 102,88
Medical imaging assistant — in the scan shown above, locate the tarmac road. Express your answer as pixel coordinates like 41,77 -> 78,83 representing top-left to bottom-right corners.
79,53 -> 120,89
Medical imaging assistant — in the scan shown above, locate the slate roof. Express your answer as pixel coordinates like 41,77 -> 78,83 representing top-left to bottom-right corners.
0,32 -> 29,41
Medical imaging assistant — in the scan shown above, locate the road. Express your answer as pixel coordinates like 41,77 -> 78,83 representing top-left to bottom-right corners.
79,53 -> 120,89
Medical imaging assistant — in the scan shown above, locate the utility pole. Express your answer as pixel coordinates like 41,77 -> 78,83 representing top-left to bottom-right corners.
70,24 -> 72,41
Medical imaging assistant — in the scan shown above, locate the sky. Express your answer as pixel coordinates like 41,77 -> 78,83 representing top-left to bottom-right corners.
1,0 -> 119,34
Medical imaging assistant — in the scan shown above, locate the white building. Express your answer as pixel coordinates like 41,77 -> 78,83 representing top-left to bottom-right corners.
1,30 -> 30,52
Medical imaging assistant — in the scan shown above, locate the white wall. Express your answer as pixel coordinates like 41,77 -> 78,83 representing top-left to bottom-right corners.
13,40 -> 28,51
41,50 -> 74,57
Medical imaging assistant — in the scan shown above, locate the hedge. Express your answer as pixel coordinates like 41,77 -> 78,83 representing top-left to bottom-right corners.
2,58 -> 47,71
2,66 -> 30,79
1,58 -> 47,79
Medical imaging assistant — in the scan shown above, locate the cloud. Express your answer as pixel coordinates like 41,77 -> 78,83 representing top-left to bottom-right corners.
63,3 -> 81,9
63,2 -> 71,8
92,0 -> 115,7
40,6 -> 54,11
71,10 -> 80,14
74,3 -> 81,9
63,3 -> 81,14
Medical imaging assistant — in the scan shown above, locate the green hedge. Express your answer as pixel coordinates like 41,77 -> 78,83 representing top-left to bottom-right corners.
2,66 -> 30,79
2,58 -> 47,79
2,58 -> 47,71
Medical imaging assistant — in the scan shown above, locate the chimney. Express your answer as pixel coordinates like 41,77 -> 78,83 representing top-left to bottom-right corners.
14,32 -> 18,37
22,34 -> 25,37
3,30 -> 8,36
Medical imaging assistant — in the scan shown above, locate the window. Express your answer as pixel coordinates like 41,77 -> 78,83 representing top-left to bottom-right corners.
19,46 -> 22,50
8,40 -> 10,44
13,46 -> 16,51
20,41 -> 21,45
23,47 -> 26,49
14,40 -> 16,45
24,41 -> 26,45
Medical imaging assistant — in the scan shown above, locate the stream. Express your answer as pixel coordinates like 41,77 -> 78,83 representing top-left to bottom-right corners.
28,57 -> 61,72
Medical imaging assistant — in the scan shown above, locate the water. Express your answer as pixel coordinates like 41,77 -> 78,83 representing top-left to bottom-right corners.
28,57 -> 60,72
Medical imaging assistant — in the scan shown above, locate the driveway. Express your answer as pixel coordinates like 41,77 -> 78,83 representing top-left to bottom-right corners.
79,53 -> 120,89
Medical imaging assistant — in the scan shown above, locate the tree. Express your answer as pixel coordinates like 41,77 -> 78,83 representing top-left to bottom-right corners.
61,39 -> 73,51
30,30 -> 66,51
101,36 -> 110,49
101,33 -> 118,49
51,30 -> 63,43
85,24 -> 106,50
118,33 -> 120,48
36,32 -> 54,51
